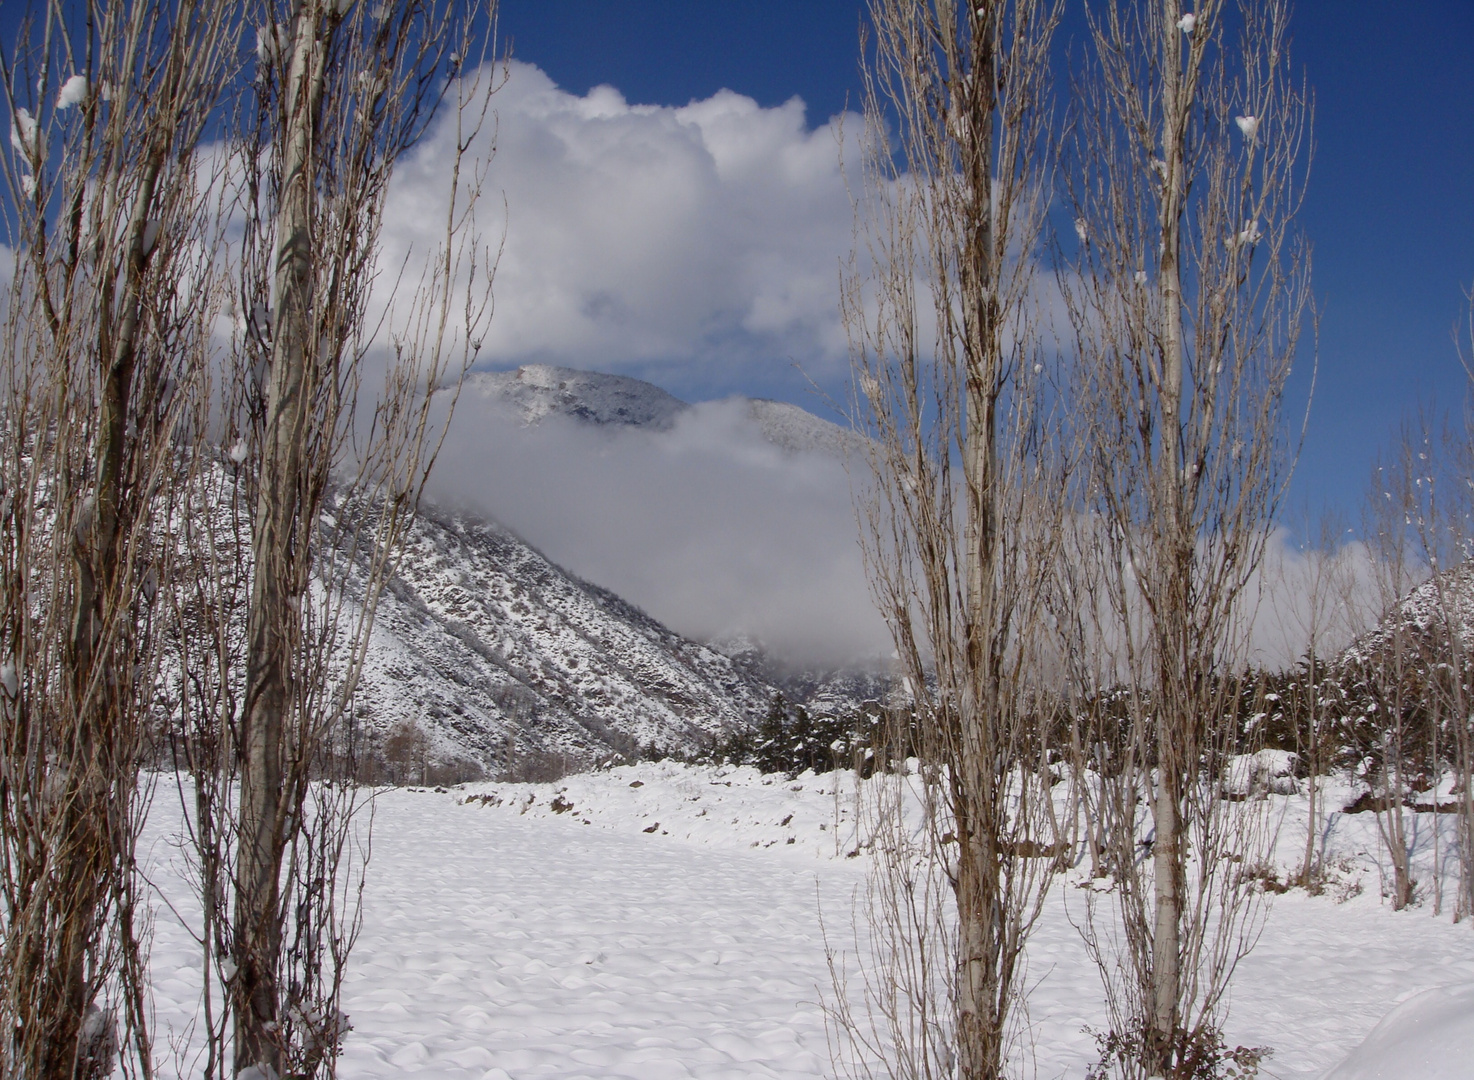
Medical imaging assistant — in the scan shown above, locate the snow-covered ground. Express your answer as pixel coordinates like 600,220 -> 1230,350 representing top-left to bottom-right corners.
140,762 -> 1474,1079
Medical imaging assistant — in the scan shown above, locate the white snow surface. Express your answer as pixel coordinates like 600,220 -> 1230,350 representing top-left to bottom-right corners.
140,762 -> 1474,1080
1320,981 -> 1474,1080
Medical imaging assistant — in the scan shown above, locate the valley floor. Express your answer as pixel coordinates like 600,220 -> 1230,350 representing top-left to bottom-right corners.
141,763 -> 1474,1079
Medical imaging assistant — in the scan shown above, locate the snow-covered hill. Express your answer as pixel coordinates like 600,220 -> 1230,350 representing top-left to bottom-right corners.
461,364 -> 865,458
1342,559 -> 1474,668
353,503 -> 777,773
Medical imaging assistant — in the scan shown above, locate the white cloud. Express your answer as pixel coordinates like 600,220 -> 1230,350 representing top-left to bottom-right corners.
1245,528 -> 1392,668
380,61 -> 863,384
428,393 -> 891,668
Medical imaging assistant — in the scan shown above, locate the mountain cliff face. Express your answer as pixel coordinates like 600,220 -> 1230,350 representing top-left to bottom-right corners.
353,503 -> 777,773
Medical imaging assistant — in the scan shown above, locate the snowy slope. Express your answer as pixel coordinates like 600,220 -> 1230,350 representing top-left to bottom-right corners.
353,503 -> 776,770
463,364 -> 689,431
744,397 -> 866,458
711,632 -> 894,718
1343,558 -> 1474,667
162,461 -> 777,775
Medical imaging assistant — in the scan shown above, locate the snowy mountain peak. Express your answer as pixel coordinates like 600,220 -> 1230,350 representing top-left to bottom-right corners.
461,365 -> 863,459
464,365 -> 688,431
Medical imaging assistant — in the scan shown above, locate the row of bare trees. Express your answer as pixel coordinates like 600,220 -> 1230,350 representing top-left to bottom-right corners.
839,0 -> 1316,1078
0,2 -> 496,1077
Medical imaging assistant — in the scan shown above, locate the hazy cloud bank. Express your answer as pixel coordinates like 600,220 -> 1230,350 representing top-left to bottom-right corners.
429,392 -> 892,667
427,394 -> 1398,672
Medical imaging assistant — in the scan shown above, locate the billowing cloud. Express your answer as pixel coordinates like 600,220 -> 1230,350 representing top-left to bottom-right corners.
379,65 -> 890,665
428,392 -> 892,669
383,64 -> 1405,679
381,61 -> 864,391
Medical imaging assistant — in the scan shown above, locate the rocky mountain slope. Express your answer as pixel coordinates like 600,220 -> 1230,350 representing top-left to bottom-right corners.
344,366 -> 885,772
1340,560 -> 1474,669
352,502 -> 777,774
462,365 -> 689,431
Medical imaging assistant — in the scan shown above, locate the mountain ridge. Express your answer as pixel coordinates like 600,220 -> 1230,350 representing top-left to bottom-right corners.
461,363 -> 866,458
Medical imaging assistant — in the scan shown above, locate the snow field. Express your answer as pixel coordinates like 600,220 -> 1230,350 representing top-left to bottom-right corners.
140,762 -> 1474,1079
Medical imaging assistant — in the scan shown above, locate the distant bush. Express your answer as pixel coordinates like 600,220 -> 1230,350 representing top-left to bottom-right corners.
694,695 -> 895,778
498,746 -> 585,784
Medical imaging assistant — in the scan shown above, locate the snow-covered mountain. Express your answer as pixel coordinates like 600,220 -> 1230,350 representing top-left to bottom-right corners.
161,465 -> 782,779
352,502 -> 777,774
461,364 -> 866,458
299,364 -> 889,774
710,633 -> 894,718
462,365 -> 689,431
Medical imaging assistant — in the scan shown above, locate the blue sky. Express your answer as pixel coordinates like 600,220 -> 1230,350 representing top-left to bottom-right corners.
494,0 -> 1474,526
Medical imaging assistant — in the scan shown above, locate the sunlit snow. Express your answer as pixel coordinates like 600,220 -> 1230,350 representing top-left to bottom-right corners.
57,75 -> 90,109
140,762 -> 1474,1079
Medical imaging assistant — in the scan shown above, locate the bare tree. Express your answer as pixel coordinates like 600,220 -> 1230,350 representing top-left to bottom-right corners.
1457,287 -> 1474,923
210,2 -> 498,1076
1059,0 -> 1311,1075
0,3 -> 238,1077
840,1 -> 1067,1076
1372,409 -> 1474,919
1349,440 -> 1456,913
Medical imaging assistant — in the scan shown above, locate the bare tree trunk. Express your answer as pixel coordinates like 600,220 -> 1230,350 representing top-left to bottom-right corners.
234,12 -> 328,1070
223,3 -> 499,1075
